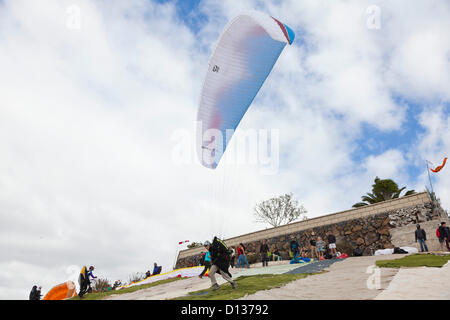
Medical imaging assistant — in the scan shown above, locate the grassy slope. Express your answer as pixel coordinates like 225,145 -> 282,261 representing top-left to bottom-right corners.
172,273 -> 314,300
68,277 -> 183,300
376,254 -> 450,268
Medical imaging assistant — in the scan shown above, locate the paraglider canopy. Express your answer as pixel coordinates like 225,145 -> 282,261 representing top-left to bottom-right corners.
197,11 -> 295,169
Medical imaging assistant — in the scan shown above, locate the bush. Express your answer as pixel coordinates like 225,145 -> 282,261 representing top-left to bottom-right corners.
187,242 -> 203,249
128,272 -> 145,284
92,278 -> 112,293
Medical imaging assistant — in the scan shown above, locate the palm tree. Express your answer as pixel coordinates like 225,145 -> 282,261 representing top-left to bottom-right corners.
352,177 -> 416,208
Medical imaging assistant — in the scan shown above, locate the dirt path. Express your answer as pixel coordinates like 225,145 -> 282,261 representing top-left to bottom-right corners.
239,255 -> 402,300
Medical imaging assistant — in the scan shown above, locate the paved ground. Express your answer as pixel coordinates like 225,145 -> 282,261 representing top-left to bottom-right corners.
286,259 -> 341,275
375,259 -> 450,300
239,255 -> 402,300
104,254 -> 450,300
104,256 -> 397,300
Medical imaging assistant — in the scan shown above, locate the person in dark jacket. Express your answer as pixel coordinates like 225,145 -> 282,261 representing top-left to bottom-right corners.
327,232 -> 337,257
29,285 -> 42,300
446,225 -> 450,251
415,224 -> 428,252
438,222 -> 450,251
260,239 -> 270,267
208,236 -> 236,290
290,238 -> 300,259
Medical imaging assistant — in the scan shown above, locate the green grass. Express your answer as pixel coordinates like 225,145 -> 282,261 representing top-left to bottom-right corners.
68,277 -> 183,300
376,254 -> 450,269
172,273 -> 314,300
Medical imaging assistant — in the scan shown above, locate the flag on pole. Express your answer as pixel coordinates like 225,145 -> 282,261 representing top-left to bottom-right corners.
430,157 -> 447,173
178,240 -> 189,245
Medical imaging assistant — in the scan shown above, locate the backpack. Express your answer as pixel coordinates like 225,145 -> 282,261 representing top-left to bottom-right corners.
353,247 -> 363,257
212,237 -> 232,261
393,247 -> 408,254
78,266 -> 87,286
436,228 -> 440,238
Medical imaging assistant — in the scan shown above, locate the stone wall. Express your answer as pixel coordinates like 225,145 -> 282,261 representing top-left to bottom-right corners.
176,192 -> 441,268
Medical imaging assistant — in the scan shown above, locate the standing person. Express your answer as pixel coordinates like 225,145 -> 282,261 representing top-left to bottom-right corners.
415,224 -> 428,252
86,266 -> 97,293
199,241 -> 212,278
230,246 -> 236,268
438,222 -> 450,251
29,285 -> 42,300
236,243 -> 249,268
290,238 -> 300,259
316,237 -> 326,260
327,232 -> 337,257
236,244 -> 243,268
309,232 -> 317,260
241,243 -> 250,268
446,224 -> 450,251
260,239 -> 270,267
208,236 -> 236,290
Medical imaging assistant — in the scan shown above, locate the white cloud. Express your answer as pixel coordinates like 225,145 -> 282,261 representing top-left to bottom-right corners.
0,0 -> 449,299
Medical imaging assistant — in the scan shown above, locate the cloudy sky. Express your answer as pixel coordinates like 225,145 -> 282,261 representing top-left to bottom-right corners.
0,0 -> 449,299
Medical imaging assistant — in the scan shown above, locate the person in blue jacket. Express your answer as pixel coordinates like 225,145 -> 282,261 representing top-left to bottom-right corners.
199,241 -> 212,278
87,266 -> 97,281
152,263 -> 162,275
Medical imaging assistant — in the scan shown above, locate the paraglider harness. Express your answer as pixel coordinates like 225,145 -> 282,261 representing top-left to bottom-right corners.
209,237 -> 233,276
78,266 -> 92,297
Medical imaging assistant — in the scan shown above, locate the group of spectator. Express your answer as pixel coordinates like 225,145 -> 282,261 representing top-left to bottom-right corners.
212,231 -> 341,270
415,221 -> 450,252
290,231 -> 338,261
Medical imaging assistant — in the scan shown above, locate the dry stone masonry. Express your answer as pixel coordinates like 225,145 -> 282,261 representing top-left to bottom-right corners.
176,192 -> 447,268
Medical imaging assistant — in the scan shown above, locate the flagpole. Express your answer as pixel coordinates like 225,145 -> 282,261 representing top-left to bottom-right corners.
173,240 -> 189,270
426,160 -> 434,196
172,243 -> 179,271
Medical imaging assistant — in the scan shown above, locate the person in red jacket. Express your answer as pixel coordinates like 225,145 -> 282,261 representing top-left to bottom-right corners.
438,222 -> 450,251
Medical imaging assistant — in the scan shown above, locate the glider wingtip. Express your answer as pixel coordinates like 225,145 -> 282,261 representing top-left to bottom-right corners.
284,23 -> 295,44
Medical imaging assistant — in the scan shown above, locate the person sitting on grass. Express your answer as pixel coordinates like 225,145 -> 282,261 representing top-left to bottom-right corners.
152,263 -> 162,275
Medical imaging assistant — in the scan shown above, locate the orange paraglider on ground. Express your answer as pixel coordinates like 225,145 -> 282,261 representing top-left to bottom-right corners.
43,281 -> 77,300
430,157 -> 447,173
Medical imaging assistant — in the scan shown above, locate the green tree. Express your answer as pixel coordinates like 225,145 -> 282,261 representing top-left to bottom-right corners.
353,176 -> 416,208
187,242 -> 203,249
